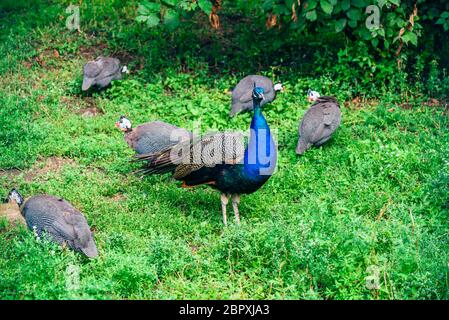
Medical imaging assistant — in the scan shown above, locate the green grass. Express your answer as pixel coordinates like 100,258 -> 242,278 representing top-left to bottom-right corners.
1,0 -> 449,299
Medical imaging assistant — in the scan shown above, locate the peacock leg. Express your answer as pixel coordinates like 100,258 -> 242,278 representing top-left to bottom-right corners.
231,194 -> 241,225
220,193 -> 230,226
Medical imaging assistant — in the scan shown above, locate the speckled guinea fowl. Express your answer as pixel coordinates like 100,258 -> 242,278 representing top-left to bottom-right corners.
7,189 -> 98,258
296,94 -> 341,155
136,85 -> 277,225
230,75 -> 283,117
82,56 -> 128,91
115,116 -> 193,155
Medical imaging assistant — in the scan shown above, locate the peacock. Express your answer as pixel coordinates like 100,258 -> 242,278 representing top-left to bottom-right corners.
136,85 -> 277,225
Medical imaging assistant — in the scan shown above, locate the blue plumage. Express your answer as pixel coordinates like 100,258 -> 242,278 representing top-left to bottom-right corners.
244,87 -> 277,180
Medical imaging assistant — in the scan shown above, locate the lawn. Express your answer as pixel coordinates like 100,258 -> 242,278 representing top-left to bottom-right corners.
0,1 -> 448,299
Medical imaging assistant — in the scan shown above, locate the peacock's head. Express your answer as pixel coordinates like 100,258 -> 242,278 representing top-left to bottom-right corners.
307,89 -> 320,102
7,188 -> 24,207
252,84 -> 265,103
115,115 -> 132,132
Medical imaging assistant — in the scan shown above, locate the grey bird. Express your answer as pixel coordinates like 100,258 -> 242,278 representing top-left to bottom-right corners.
82,56 -> 128,91
296,91 -> 341,155
7,189 -> 98,258
115,116 -> 193,155
230,75 -> 283,116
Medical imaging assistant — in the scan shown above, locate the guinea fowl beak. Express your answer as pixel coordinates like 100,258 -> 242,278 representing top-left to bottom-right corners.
115,122 -> 121,129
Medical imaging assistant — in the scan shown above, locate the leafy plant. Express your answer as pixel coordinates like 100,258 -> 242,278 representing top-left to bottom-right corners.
135,0 -> 449,59
136,0 -> 213,29
436,11 -> 449,31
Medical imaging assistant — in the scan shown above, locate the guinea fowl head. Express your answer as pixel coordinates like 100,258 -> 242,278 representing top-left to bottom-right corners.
121,66 -> 129,74
7,188 -> 24,207
274,82 -> 284,92
252,84 -> 265,103
307,89 -> 320,102
115,115 -> 132,132
82,61 -> 101,91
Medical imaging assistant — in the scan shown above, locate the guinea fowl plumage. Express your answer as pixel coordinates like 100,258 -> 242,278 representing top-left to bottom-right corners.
136,85 -> 277,225
115,116 -> 193,155
82,56 -> 128,91
296,91 -> 341,155
7,189 -> 98,258
230,75 -> 283,117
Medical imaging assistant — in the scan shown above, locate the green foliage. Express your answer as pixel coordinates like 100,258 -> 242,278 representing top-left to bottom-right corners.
136,0 -> 203,29
0,96 -> 45,169
436,11 -> 449,30
134,0 -> 449,62
0,0 -> 448,300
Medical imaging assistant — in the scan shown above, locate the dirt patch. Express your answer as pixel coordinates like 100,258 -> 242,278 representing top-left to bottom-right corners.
398,102 -> 413,110
398,98 -> 448,111
343,97 -> 377,109
425,98 -> 441,107
114,50 -> 145,71
60,95 -> 79,107
78,43 -> 109,60
110,193 -> 127,202
18,48 -> 60,71
79,42 -> 144,71
61,95 -> 102,117
25,157 -> 76,182
77,97 -> 101,117
33,48 -> 61,69
190,245 -> 199,254
21,60 -> 33,69
423,98 -> 448,109
77,106 -> 100,117
0,169 -> 22,181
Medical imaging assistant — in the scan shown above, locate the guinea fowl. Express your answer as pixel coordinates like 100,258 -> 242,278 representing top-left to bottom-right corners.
136,85 -> 277,225
82,56 -> 128,91
7,189 -> 98,258
115,116 -> 193,155
296,90 -> 341,155
230,75 -> 283,117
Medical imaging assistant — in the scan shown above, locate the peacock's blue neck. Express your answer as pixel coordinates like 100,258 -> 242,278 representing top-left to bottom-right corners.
243,100 -> 277,179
